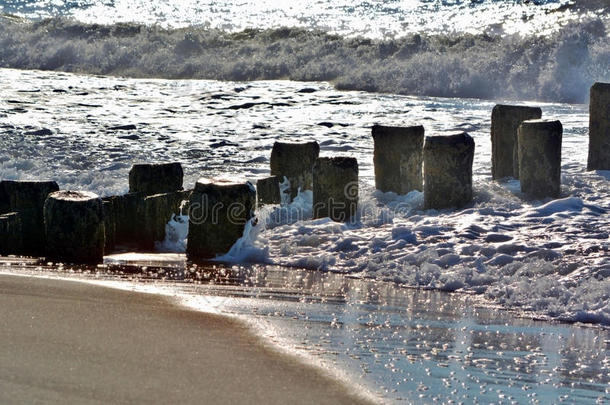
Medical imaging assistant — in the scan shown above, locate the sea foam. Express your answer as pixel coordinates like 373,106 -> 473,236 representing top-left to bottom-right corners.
0,67 -> 608,325
0,17 -> 608,103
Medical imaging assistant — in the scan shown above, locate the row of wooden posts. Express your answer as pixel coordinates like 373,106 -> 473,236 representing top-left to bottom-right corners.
0,82 -> 608,264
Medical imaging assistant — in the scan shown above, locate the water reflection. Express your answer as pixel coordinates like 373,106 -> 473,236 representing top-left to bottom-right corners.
2,255 -> 609,403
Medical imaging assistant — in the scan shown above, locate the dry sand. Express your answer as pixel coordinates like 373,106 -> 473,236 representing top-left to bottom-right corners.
0,274 -> 374,404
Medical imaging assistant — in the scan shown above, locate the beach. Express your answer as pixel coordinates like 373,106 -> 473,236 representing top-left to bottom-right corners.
0,0 -> 609,402
0,66 -> 608,403
2,263 -> 609,403
0,274 -> 372,404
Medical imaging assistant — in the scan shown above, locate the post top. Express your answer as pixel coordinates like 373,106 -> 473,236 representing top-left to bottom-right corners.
48,190 -> 100,202
372,124 -> 425,139
315,156 -> 358,169
520,119 -> 563,130
194,178 -> 255,193
271,141 -> 320,157
492,104 -> 542,113
256,175 -> 280,183
130,162 -> 183,170
424,132 -> 474,148
591,82 -> 610,91
272,140 -> 319,147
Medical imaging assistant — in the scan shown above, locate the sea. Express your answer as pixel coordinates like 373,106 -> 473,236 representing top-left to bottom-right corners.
0,0 -> 609,403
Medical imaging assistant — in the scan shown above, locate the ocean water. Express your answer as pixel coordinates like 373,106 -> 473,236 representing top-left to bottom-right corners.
2,262 -> 609,403
1,0 -> 609,402
1,0 -> 604,36
0,1 -> 609,102
1,67 -> 608,326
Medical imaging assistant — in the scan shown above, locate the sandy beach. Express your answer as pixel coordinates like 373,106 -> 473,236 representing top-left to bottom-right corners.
0,274 -> 373,404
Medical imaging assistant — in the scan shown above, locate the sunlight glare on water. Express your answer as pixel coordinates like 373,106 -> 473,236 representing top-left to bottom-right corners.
11,264 -> 607,404
0,0 -> 599,37
170,268 -> 610,403
0,68 -> 608,327
0,0 -> 609,402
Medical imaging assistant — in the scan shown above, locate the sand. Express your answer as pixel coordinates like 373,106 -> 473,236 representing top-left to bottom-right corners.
0,274 -> 374,404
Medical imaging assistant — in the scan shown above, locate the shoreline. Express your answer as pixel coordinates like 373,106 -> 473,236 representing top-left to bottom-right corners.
0,273 -> 375,404
2,263 -> 609,403
4,254 -> 610,330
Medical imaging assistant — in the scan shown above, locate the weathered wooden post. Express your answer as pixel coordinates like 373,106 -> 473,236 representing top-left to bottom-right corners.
129,162 -> 184,195
491,105 -> 542,179
518,119 -> 563,199
313,157 -> 358,222
141,190 -> 192,250
44,191 -> 105,263
103,189 -> 191,251
423,132 -> 475,210
0,212 -> 22,255
1,180 -> 59,256
372,124 -> 424,194
102,197 -> 116,254
587,82 -> 610,171
256,176 -> 281,206
187,180 -> 256,260
112,192 -> 144,246
270,141 -> 319,201
0,183 -> 8,214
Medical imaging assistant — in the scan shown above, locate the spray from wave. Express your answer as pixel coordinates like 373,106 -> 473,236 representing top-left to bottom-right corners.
0,16 -> 608,103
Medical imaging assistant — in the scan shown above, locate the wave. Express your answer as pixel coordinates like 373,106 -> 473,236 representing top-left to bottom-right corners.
0,16 -> 609,103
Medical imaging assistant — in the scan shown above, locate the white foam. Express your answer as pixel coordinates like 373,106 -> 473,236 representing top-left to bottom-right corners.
214,218 -> 271,264
155,214 -> 189,253
215,188 -> 314,263
155,200 -> 190,253
524,196 -> 584,217
1,68 -> 608,325
279,176 -> 291,205
0,17 -> 608,103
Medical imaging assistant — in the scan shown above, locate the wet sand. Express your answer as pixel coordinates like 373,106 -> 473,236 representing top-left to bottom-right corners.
0,274 -> 373,404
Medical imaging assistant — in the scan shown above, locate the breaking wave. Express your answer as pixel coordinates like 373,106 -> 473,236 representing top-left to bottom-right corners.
0,16 -> 609,103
